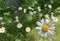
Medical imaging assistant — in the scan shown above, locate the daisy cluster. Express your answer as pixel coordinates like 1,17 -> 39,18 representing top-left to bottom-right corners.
0,0 -> 59,40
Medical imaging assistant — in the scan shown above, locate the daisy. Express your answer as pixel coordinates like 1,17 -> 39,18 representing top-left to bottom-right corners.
15,19 -> 19,22
0,17 -> 3,20
17,23 -> 22,28
15,16 -> 19,19
0,27 -> 6,33
37,6 -> 41,12
48,5 -> 52,9
25,27 -> 31,32
28,7 -> 34,10
18,7 -> 22,10
29,11 -> 33,15
23,8 -> 27,13
51,14 -> 58,22
52,17 -> 58,22
35,19 -> 55,38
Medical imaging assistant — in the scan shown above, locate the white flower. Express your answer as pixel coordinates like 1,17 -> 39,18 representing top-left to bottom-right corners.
0,27 -> 6,33
15,16 -> 19,19
36,19 -> 55,38
0,17 -> 3,20
51,12 -> 54,15
48,5 -> 52,8
18,7 -> 22,10
44,4 -> 47,7
34,1 -> 37,4
51,14 -> 58,22
17,23 -> 22,28
25,27 -> 31,32
28,7 -> 34,10
52,17 -> 58,22
1,22 -> 5,25
15,19 -> 19,22
39,13 -> 43,17
29,11 -> 36,15
33,11 -> 36,14
23,8 -> 27,13
29,11 -> 34,15
37,6 -> 41,12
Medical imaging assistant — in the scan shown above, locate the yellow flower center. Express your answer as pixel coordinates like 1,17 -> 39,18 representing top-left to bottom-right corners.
42,24 -> 49,32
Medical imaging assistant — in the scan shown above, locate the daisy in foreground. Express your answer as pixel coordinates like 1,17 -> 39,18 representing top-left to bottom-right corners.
0,27 -> 6,33
35,19 -> 55,38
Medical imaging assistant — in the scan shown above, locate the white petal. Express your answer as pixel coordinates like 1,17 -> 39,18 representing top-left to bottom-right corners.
49,27 -> 55,30
48,30 -> 53,35
36,21 -> 43,27
38,30 -> 44,37
44,33 -> 48,38
41,19 -> 44,24
35,27 -> 42,30
49,23 -> 55,27
45,19 -> 50,24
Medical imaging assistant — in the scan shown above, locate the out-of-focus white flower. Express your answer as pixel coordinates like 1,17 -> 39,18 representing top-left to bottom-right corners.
0,17 -> 3,20
36,19 -> 55,38
48,5 -> 52,9
23,8 -> 27,13
15,16 -> 19,19
25,27 -> 31,32
39,13 -> 43,17
45,14 -> 49,19
1,22 -> 5,25
0,27 -> 6,33
29,11 -> 34,15
29,11 -> 36,15
34,1 -> 37,4
17,23 -> 22,28
44,4 -> 47,7
37,6 -> 41,12
51,12 -> 54,15
51,14 -> 58,22
15,19 -> 19,22
28,7 -> 34,10
52,17 -> 58,22
33,11 -> 36,14
15,16 -> 19,22
18,7 -> 22,10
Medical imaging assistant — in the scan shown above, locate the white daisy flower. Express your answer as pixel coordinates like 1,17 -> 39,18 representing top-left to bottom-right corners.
51,14 -> 58,22
18,7 -> 22,10
0,27 -> 6,33
36,19 -> 55,38
44,4 -> 47,7
15,19 -> 19,22
51,12 -> 54,15
15,16 -> 19,19
1,22 -> 5,25
0,17 -> 3,20
25,27 -> 31,32
28,7 -> 34,10
48,5 -> 52,9
29,11 -> 34,15
37,6 -> 41,12
33,11 -> 36,14
17,23 -> 22,28
52,17 -> 58,22
23,8 -> 27,13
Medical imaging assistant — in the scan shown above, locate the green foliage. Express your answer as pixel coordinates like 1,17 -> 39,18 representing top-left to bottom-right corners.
0,0 -> 60,41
